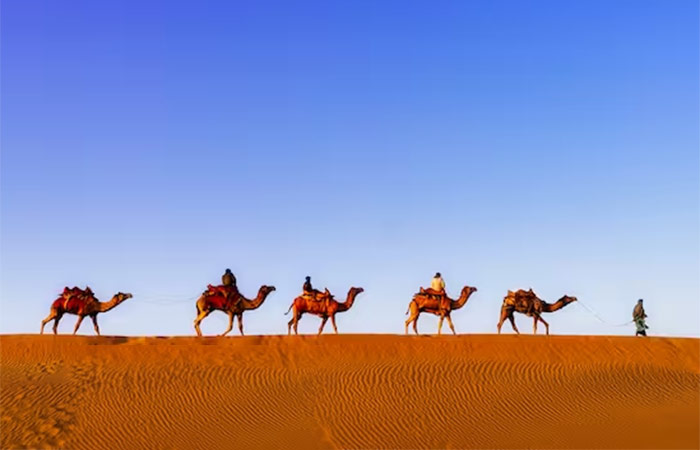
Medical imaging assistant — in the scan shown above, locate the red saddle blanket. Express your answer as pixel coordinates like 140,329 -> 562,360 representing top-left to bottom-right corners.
57,287 -> 97,313
204,285 -> 240,309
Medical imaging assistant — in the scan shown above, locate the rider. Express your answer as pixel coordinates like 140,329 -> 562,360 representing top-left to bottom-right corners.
303,276 -> 325,301
221,268 -> 240,307
419,272 -> 447,312
222,268 -> 236,287
430,272 -> 445,295
633,299 -> 648,337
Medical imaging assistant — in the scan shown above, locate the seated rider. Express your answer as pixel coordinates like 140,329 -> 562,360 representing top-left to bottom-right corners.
206,269 -> 240,307
303,276 -> 325,301
222,268 -> 236,288
418,273 -> 447,312
221,268 -> 240,306
421,272 -> 446,297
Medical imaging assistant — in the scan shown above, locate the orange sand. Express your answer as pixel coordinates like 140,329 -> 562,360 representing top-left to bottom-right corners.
1,334 -> 698,449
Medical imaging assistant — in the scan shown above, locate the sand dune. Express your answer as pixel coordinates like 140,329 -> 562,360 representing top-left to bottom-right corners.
1,334 -> 698,449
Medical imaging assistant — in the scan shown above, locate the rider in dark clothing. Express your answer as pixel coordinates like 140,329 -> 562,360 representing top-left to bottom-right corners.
303,276 -> 325,301
303,276 -> 313,294
221,268 -> 239,307
222,269 -> 236,287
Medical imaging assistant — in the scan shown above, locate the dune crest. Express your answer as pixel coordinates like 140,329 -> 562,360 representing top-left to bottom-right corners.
1,334 -> 698,449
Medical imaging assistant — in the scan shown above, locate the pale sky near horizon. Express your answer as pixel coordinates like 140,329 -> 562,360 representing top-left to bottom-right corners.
2,0 -> 698,337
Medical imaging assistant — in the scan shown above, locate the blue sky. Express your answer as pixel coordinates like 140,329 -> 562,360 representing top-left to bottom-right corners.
2,0 -> 698,337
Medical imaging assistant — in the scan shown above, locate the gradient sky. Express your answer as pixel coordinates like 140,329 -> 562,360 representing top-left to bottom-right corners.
2,0 -> 698,337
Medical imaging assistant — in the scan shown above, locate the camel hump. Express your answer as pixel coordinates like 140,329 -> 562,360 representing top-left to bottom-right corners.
62,286 -> 83,296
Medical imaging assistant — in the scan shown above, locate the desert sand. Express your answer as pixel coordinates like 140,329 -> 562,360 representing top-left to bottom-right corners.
1,334 -> 698,449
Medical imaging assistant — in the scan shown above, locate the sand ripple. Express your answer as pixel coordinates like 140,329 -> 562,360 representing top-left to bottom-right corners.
1,334 -> 698,449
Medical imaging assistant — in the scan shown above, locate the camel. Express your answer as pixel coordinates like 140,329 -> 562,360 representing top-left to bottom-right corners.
194,285 -> 276,336
40,291 -> 133,335
285,287 -> 364,335
496,289 -> 577,335
404,285 -> 478,335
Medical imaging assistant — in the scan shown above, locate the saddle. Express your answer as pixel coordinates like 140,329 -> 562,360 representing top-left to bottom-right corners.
419,287 -> 444,297
504,289 -> 539,315
62,286 -> 95,300
61,286 -> 96,310
206,284 -> 238,298
303,288 -> 332,303
418,287 -> 449,310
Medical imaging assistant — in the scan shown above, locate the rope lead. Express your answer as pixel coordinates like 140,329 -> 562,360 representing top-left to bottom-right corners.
576,300 -> 634,327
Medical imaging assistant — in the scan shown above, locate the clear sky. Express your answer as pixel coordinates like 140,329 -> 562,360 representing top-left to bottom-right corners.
1,0 -> 698,337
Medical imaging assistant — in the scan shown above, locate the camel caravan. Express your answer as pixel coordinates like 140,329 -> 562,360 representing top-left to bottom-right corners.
41,270 -> 589,337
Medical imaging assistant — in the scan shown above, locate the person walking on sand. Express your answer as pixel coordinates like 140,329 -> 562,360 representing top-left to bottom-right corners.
633,299 -> 649,336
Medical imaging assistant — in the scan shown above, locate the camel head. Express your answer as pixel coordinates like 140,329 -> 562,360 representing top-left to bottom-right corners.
350,287 -> 364,295
560,295 -> 577,305
260,285 -> 276,296
115,292 -> 133,304
462,285 -> 478,296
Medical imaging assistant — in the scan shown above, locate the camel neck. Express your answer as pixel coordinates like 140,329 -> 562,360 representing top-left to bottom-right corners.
544,297 -> 569,313
97,296 -> 119,313
451,288 -> 473,310
338,290 -> 358,312
240,288 -> 267,310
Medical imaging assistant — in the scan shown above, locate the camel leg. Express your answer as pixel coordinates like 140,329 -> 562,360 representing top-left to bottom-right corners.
508,315 -> 520,334
497,307 -> 509,334
331,315 -> 338,334
90,314 -> 100,336
446,314 -> 456,335
318,316 -> 328,336
413,313 -> 420,335
437,314 -> 445,336
41,310 -> 57,335
293,312 -> 302,335
221,311 -> 234,336
194,309 -> 211,337
537,316 -> 550,335
73,315 -> 85,335
287,305 -> 295,335
404,313 -> 416,335
533,316 -> 538,335
405,303 -> 420,335
52,312 -> 63,335
237,313 -> 244,336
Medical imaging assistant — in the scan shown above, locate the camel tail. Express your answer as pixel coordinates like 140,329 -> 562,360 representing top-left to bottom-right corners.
284,302 -> 294,315
405,299 -> 415,315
